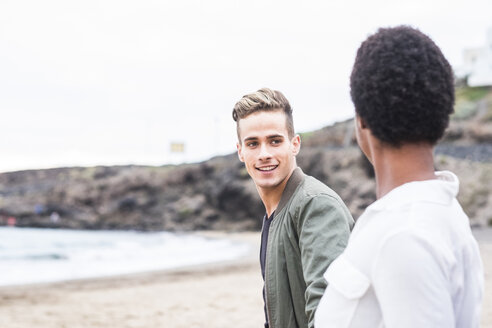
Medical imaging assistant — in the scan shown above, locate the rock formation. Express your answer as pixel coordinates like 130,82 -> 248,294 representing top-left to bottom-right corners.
1,86 -> 491,230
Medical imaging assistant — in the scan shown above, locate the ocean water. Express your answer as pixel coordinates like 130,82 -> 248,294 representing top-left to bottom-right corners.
0,227 -> 250,286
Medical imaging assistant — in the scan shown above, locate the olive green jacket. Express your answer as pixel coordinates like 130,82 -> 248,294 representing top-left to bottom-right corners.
264,168 -> 354,328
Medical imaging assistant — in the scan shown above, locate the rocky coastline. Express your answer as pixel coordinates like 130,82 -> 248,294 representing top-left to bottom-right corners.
1,86 -> 491,231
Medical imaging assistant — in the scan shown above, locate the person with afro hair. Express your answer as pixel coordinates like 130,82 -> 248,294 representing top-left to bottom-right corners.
315,26 -> 484,328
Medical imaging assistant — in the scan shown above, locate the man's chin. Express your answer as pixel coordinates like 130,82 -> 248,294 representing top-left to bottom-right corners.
254,179 -> 280,190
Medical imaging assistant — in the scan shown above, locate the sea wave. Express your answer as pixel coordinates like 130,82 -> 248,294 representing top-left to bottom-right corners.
0,227 -> 250,286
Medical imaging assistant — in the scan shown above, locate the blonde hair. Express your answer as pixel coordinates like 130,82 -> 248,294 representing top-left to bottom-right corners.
232,88 -> 294,140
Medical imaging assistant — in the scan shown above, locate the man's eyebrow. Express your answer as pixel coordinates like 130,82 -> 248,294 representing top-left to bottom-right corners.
243,134 -> 284,143
267,134 -> 284,139
243,136 -> 258,142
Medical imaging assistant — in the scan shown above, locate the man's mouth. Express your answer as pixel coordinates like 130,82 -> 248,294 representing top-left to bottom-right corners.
256,165 -> 278,172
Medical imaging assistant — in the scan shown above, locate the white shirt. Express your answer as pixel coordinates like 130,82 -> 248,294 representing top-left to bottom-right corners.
315,171 -> 484,328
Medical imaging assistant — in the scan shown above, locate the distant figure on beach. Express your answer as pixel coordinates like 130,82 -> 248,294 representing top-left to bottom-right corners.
315,26 -> 484,328
232,88 -> 354,328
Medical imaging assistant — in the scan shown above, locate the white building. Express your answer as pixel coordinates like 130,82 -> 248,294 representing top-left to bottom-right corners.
460,28 -> 492,87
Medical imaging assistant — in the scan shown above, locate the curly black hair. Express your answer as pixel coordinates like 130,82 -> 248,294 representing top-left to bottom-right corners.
350,26 -> 454,146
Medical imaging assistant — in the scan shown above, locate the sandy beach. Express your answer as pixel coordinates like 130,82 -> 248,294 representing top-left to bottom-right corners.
0,230 -> 490,328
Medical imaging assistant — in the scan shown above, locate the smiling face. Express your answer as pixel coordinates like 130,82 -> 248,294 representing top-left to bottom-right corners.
237,110 -> 300,196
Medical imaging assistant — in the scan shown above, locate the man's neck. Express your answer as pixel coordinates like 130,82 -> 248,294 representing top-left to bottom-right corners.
373,143 -> 436,199
258,167 -> 296,217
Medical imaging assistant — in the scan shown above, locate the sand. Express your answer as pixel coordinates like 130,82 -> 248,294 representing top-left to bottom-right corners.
0,230 -> 490,328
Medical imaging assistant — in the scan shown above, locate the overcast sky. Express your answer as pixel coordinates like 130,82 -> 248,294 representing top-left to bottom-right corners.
1,0 -> 491,172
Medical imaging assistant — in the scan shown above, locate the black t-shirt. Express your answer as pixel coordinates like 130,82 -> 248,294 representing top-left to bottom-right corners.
260,212 -> 274,328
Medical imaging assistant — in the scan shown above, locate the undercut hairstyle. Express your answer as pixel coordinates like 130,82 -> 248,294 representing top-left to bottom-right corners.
350,25 -> 455,147
232,88 -> 294,141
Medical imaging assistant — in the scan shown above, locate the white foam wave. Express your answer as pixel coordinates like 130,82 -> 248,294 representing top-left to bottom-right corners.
0,227 -> 250,286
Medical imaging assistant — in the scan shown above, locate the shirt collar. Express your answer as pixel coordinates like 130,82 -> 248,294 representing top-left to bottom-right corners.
367,171 -> 459,212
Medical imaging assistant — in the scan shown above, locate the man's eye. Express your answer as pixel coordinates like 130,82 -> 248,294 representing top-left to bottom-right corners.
271,139 -> 282,145
247,142 -> 258,147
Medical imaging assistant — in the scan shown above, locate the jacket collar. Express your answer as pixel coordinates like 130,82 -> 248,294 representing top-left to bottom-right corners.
275,167 -> 305,216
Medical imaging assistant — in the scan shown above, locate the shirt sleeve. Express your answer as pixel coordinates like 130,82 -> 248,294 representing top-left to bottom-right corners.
298,194 -> 353,328
372,231 -> 455,328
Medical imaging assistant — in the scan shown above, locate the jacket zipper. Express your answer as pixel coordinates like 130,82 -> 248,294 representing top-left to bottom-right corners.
264,217 -> 273,328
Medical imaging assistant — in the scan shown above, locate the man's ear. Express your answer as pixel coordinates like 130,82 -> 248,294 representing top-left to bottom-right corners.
356,114 -> 368,130
237,142 -> 244,162
291,134 -> 301,156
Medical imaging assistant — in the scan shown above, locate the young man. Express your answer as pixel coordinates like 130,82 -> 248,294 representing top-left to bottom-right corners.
315,26 -> 484,328
232,88 -> 354,328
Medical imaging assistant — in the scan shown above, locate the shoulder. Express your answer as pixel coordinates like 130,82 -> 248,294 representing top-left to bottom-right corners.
294,174 -> 348,209
371,228 -> 449,278
286,175 -> 353,229
342,224 -> 443,284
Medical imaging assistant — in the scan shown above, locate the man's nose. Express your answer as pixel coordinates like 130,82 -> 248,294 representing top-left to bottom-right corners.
258,143 -> 272,160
